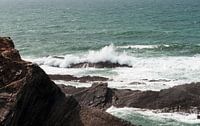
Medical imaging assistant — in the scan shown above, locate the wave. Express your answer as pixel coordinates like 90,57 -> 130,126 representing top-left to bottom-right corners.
117,43 -> 200,56
32,43 -> 200,68
31,46 -> 200,91
106,106 -> 200,125
117,44 -> 170,49
33,44 -> 134,68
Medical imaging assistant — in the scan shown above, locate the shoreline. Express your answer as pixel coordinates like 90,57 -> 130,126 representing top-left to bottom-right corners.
1,37 -> 200,126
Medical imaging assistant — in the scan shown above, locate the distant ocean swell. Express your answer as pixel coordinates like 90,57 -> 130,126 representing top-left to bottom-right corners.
117,44 -> 200,56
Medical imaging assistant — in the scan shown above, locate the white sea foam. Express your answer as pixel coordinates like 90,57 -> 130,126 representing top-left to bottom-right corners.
32,44 -> 133,68
106,106 -> 200,125
28,45 -> 200,91
109,56 -> 200,91
39,55 -> 200,91
54,80 -> 92,88
117,44 -> 170,49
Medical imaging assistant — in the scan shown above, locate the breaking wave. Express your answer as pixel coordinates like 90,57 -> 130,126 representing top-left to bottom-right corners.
30,44 -> 200,91
33,44 -> 134,68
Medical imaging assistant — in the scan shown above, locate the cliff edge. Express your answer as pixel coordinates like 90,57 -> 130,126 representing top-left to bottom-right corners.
0,37 -> 134,126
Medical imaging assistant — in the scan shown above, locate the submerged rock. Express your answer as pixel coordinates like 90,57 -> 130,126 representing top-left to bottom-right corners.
49,74 -> 109,83
0,37 -> 135,126
69,61 -> 131,68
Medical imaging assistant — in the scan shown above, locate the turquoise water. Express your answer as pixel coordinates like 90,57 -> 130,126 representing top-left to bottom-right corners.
107,107 -> 200,126
1,0 -> 200,125
0,0 -> 200,57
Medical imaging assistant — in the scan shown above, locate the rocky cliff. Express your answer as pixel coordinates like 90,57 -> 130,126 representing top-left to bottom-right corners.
0,37 -> 134,126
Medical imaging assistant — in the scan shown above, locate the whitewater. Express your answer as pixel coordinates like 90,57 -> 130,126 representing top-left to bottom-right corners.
25,44 -> 200,126
31,44 -> 200,91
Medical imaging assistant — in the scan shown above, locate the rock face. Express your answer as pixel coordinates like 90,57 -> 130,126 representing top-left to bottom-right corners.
0,37 -> 21,61
59,83 -> 113,110
60,83 -> 200,113
0,37 -> 134,126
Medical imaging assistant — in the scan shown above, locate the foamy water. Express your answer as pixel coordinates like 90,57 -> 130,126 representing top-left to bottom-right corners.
29,45 -> 200,91
33,44 -> 133,67
117,44 -> 170,49
106,106 -> 200,126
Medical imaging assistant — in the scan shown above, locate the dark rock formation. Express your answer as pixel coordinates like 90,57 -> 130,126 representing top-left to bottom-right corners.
0,37 -> 135,126
49,74 -> 109,83
59,82 -> 200,113
69,61 -> 131,68
0,37 -> 21,61
59,83 -> 113,110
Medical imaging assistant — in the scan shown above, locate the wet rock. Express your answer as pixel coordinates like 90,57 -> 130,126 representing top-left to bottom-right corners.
59,82 -> 200,113
49,74 -> 109,82
148,79 -> 170,82
128,82 -> 146,85
69,61 -> 131,68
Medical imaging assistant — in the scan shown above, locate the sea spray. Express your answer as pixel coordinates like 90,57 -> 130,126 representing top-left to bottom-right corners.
33,44 -> 134,68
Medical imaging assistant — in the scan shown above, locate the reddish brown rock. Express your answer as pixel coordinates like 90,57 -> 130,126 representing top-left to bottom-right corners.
0,37 -> 21,61
0,37 -> 14,51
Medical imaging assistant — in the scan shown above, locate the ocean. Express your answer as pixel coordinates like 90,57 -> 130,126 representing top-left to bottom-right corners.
0,0 -> 200,125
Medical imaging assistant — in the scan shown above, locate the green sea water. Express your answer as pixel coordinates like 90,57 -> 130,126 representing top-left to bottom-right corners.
0,0 -> 200,125
0,0 -> 200,57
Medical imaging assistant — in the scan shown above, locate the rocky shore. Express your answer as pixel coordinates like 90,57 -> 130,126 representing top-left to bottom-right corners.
0,37 -> 134,126
1,37 -> 200,126
59,82 -> 200,113
49,73 -> 200,114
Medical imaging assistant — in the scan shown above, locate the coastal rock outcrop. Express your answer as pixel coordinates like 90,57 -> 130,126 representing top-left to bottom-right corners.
0,37 -> 134,126
69,61 -> 131,68
59,83 -> 113,110
60,83 -> 200,113
49,74 -> 109,83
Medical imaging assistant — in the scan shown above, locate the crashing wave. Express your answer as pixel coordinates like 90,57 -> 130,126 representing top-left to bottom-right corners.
33,44 -> 133,68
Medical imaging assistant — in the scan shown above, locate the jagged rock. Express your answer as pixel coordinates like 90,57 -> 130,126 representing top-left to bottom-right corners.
49,74 -> 109,83
69,61 -> 131,68
59,82 -> 200,113
0,37 -> 14,50
0,37 -> 21,61
0,37 -> 135,126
